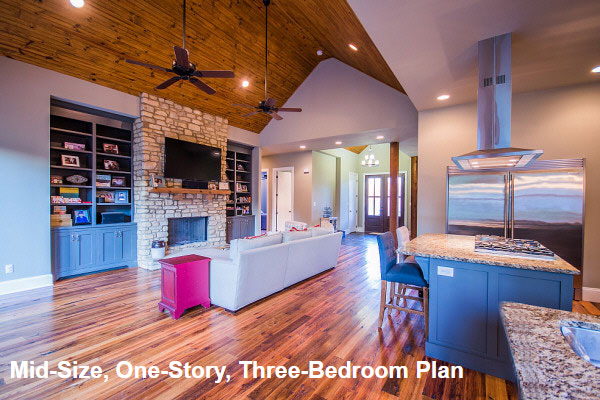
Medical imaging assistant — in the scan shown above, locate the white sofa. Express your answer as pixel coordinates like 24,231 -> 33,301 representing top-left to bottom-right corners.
173,230 -> 343,311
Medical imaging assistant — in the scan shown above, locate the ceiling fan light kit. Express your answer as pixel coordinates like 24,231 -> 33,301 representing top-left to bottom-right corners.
125,0 -> 234,95
233,0 -> 303,121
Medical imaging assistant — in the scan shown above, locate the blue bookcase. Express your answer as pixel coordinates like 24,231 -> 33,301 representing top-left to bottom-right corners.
50,99 -> 137,279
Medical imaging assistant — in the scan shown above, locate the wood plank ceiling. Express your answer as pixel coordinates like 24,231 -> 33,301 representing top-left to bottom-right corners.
344,145 -> 368,154
0,0 -> 404,133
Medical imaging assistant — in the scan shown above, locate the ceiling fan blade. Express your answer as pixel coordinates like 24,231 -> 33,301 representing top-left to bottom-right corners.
232,103 -> 257,109
195,70 -> 235,78
243,111 -> 261,117
173,46 -> 190,69
155,76 -> 182,90
125,59 -> 170,72
275,107 -> 302,112
265,98 -> 276,108
270,112 -> 283,121
189,77 -> 216,95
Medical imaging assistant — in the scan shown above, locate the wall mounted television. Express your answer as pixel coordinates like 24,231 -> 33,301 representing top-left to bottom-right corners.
164,137 -> 221,183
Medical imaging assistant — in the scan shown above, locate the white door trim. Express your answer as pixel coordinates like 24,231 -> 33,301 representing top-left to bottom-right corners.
348,171 -> 358,233
272,167 -> 294,232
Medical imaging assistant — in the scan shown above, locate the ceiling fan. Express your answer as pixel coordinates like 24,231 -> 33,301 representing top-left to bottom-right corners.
233,0 -> 302,120
125,0 -> 234,95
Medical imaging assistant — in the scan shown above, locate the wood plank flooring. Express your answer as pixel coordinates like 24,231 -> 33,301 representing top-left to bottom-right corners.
0,233 -> 598,399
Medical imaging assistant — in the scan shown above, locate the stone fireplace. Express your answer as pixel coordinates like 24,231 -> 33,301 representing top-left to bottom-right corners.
133,93 -> 228,270
168,216 -> 208,246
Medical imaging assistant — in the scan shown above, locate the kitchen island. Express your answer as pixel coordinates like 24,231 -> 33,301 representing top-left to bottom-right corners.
402,234 -> 579,380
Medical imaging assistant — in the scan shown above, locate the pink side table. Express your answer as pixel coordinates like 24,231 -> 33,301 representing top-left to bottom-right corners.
158,255 -> 211,319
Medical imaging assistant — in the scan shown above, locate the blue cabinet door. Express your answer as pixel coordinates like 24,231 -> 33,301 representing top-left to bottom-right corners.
71,230 -> 96,273
429,261 -> 489,354
99,228 -> 118,264
52,231 -> 73,278
120,227 -> 137,261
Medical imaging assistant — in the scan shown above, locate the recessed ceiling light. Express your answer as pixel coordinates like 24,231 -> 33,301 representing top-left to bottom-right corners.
437,94 -> 450,101
316,50 -> 323,56
592,66 -> 600,73
241,80 -> 249,88
335,141 -> 342,145
348,43 -> 358,51
70,0 -> 84,7
376,135 -> 384,140
299,145 -> 306,149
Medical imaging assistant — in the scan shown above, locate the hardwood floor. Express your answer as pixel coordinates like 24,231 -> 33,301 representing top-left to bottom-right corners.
0,233 -> 598,399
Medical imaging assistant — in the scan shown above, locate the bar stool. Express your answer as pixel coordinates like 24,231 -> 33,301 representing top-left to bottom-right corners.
377,231 -> 428,335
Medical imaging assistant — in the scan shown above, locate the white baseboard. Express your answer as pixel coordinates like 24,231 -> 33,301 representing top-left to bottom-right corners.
582,287 -> 600,302
0,274 -> 53,296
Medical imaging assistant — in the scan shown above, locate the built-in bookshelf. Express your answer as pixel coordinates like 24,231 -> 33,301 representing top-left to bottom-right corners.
50,99 -> 134,226
225,143 -> 253,217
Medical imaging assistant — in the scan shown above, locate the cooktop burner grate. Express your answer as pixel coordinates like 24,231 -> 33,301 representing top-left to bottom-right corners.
474,235 -> 555,260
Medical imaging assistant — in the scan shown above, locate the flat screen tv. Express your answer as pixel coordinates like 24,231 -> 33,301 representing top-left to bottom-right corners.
164,138 -> 221,182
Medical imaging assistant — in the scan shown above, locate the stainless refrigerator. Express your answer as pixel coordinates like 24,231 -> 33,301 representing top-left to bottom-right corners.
446,159 -> 585,297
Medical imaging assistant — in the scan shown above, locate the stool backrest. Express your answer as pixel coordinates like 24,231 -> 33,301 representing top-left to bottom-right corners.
377,232 -> 396,277
396,226 -> 410,248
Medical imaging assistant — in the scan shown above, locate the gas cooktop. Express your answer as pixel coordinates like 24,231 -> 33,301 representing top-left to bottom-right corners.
474,235 -> 555,260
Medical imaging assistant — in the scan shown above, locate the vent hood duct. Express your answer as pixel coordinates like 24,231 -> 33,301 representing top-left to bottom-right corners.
452,33 -> 542,170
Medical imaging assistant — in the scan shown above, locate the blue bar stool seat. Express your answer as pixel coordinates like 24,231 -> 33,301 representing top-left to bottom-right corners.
377,231 -> 429,334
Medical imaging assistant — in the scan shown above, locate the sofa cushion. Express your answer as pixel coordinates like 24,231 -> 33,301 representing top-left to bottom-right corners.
230,232 -> 283,262
282,229 -> 312,242
310,227 -> 333,237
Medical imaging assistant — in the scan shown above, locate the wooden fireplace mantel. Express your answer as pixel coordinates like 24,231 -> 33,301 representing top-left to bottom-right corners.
150,187 -> 231,201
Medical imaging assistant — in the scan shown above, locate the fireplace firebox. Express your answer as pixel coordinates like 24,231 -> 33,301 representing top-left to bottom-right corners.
168,217 -> 208,246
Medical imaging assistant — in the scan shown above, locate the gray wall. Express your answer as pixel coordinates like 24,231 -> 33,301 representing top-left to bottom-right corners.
418,82 -> 600,289
311,152 -> 337,225
261,151 -> 313,230
0,57 -> 139,283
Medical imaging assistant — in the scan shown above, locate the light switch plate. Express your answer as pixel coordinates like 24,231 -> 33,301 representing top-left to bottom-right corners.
5,264 -> 14,274
437,266 -> 454,277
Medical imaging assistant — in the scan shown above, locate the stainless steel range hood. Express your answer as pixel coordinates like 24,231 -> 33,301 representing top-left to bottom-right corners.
452,33 -> 543,170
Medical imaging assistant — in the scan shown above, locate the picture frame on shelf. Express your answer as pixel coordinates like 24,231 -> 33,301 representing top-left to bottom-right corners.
97,191 -> 115,203
219,182 -> 229,190
73,209 -> 90,225
111,176 -> 126,187
102,143 -> 119,154
115,190 -> 129,204
208,182 -> 217,190
64,142 -> 86,151
103,159 -> 120,171
50,175 -> 63,184
61,154 -> 80,167
96,174 -> 111,188
150,174 -> 165,188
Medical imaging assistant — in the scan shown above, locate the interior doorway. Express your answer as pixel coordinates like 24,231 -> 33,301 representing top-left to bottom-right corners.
272,167 -> 294,232
364,173 -> 405,233
348,172 -> 358,233
260,169 -> 268,232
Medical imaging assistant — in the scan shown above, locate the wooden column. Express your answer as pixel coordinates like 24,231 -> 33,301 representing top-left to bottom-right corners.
389,142 -> 399,245
410,156 -> 418,239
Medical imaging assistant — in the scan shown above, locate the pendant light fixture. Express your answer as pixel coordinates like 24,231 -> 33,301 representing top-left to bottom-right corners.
361,145 -> 380,167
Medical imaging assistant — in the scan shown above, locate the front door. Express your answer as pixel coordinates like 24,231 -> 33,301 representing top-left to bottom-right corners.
365,175 -> 385,232
364,174 -> 406,233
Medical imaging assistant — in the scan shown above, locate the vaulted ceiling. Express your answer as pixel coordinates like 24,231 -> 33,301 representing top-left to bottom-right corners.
0,0 -> 404,133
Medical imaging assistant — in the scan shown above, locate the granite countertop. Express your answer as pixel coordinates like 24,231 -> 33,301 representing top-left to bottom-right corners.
500,302 -> 600,400
402,234 -> 579,275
